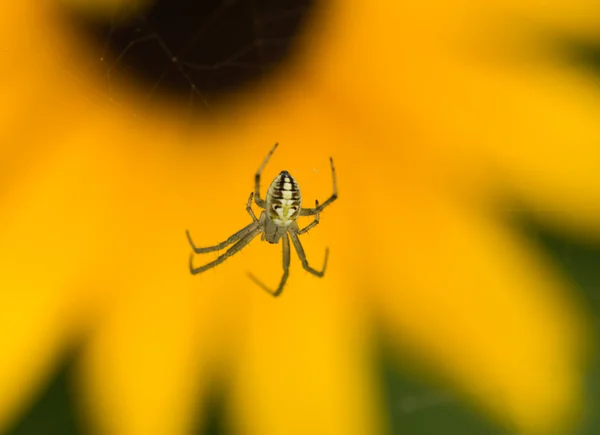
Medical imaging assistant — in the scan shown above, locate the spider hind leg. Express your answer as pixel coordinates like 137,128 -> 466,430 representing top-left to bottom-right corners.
289,229 -> 328,277
247,232 -> 291,297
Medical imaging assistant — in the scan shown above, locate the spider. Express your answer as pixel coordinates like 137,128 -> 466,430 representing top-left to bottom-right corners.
186,143 -> 338,297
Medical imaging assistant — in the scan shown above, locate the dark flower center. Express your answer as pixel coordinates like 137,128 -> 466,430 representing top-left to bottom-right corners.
65,0 -> 317,113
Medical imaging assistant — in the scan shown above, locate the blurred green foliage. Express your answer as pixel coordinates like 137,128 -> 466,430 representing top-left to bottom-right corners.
4,353 -> 83,435
525,223 -> 600,435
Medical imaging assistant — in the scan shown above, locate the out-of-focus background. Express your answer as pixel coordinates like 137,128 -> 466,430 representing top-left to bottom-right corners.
2,0 -> 600,434
9,226 -> 600,435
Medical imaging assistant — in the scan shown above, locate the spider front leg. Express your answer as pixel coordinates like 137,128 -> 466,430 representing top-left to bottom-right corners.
300,157 -> 338,216
246,192 -> 258,222
289,229 -> 328,277
296,200 -> 320,235
189,225 -> 262,274
187,195 -> 259,253
254,142 -> 279,209
187,221 -> 258,254
248,232 -> 291,297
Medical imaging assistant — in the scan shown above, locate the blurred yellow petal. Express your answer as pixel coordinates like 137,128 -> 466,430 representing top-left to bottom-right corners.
0,132 -> 121,429
488,0 -> 600,39
80,279 -> 219,435
0,279 -> 70,432
64,126 -> 243,434
366,181 -> 586,434
460,63 -> 600,236
230,285 -> 383,435
306,0 -> 600,235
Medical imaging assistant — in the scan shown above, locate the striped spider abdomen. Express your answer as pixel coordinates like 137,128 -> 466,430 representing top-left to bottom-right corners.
266,170 -> 302,227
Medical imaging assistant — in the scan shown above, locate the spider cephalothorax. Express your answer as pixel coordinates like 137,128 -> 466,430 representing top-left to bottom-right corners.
186,143 -> 337,297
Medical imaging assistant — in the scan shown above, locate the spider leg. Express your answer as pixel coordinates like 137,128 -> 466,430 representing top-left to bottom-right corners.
254,143 -> 278,209
296,200 -> 320,235
246,192 -> 258,222
247,232 -> 291,297
189,226 -> 262,274
300,157 -> 338,216
289,229 -> 328,277
186,221 -> 259,254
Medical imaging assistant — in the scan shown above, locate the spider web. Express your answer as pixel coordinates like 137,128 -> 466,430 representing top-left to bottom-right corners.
63,0 -> 318,121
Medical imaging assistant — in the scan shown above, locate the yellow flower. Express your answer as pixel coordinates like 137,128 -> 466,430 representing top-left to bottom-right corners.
0,0 -> 598,434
